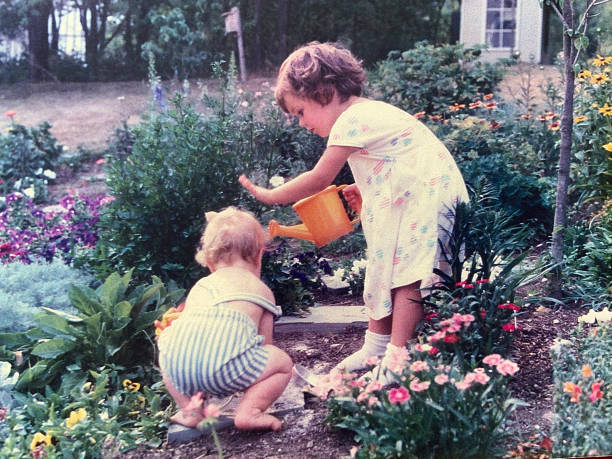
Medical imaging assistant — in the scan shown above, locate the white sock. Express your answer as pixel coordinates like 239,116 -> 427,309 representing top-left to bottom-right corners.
335,330 -> 390,372
359,343 -> 403,386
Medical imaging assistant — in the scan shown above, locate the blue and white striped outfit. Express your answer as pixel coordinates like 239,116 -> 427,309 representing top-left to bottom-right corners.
158,293 -> 282,397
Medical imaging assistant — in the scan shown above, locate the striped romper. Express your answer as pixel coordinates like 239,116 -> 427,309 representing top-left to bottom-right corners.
158,293 -> 282,397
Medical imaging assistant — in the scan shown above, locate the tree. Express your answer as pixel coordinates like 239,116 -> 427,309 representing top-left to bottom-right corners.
540,0 -> 610,294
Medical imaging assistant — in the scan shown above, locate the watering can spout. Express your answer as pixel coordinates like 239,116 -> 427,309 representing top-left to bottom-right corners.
268,220 -> 315,243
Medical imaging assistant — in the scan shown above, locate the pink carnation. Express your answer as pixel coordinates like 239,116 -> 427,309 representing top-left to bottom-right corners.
483,354 -> 503,366
367,396 -> 379,406
455,380 -> 471,390
363,355 -> 381,367
496,359 -> 519,376
409,379 -> 431,392
388,386 -> 411,404
434,374 -> 449,385
472,372 -> 490,384
410,360 -> 430,372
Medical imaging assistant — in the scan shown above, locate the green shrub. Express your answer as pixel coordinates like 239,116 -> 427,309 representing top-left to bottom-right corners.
561,201 -> 612,309
0,269 -> 184,392
0,121 -> 63,203
0,260 -> 94,333
368,41 -> 509,116
549,314 -> 611,457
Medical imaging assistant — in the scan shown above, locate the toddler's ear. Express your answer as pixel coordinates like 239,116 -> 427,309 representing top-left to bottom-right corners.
205,211 -> 218,222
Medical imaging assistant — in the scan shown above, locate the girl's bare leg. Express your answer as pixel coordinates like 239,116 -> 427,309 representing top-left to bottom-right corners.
233,346 -> 292,431
389,282 -> 423,346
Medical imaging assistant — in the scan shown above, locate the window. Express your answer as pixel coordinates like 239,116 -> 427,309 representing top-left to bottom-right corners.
485,0 -> 517,49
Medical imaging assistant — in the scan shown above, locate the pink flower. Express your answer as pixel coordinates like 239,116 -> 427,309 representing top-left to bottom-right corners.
388,386 -> 411,404
0,407 -> 6,421
386,345 -> 411,373
460,314 -> 475,324
363,355 -> 381,366
204,403 -> 221,418
434,374 -> 449,385
427,330 -> 446,343
367,396 -> 379,406
413,343 -> 432,353
472,372 -> 490,384
348,380 -> 365,387
483,354 -> 502,366
95,158 -> 105,165
496,359 -> 519,376
455,380 -> 471,390
356,391 -> 368,403
589,381 -> 603,403
409,379 -> 430,392
365,381 -> 383,394
410,360 -> 430,372
4,110 -> 16,118
350,446 -> 359,458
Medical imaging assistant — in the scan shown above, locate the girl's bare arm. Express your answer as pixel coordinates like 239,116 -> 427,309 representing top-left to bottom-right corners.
239,145 -> 358,205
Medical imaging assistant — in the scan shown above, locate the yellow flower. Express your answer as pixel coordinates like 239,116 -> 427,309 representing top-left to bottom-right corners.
574,115 -> 588,123
66,408 -> 87,429
593,55 -> 611,67
603,142 -> 612,152
582,364 -> 593,378
590,73 -> 611,84
577,69 -> 592,78
30,432 -> 52,453
122,378 -> 141,392
599,104 -> 612,116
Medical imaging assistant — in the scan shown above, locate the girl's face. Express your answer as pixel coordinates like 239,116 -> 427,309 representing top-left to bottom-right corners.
283,92 -> 341,137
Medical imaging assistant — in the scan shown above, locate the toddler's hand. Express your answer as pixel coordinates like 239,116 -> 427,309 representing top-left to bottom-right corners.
239,174 -> 274,205
342,183 -> 362,214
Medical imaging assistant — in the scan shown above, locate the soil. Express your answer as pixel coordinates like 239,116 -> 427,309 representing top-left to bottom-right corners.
1,67 -> 577,458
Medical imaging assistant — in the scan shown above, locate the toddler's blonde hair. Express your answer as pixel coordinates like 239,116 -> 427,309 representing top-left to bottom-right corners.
275,41 -> 366,113
195,207 -> 268,268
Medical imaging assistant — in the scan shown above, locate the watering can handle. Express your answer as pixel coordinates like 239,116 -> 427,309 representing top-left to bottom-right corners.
336,184 -> 361,225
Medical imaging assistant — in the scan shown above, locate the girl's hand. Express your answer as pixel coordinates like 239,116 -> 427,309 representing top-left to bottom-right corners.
342,183 -> 362,214
239,174 -> 275,205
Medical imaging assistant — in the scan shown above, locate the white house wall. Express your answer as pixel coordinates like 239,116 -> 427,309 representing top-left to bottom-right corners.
461,0 -> 543,63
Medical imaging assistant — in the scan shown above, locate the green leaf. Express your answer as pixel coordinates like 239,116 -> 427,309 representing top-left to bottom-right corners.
114,300 -> 133,320
32,337 -> 76,358
34,312 -> 74,338
69,284 -> 104,315
15,361 -> 49,390
42,307 -> 83,323
0,332 -> 30,348
98,271 -> 128,307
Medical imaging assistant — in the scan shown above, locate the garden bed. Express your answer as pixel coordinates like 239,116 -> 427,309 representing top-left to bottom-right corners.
118,303 -> 583,458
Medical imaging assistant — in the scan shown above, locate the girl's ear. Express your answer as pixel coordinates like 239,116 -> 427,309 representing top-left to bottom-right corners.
205,211 -> 218,222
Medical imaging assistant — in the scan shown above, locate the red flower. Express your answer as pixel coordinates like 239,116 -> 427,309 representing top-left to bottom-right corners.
4,110 -> 16,118
502,323 -> 516,332
429,346 -> 439,354
480,310 -> 486,318
540,437 -> 553,451
489,121 -> 501,130
444,334 -> 459,343
414,111 -> 426,119
425,312 -> 438,321
589,381 -> 603,403
476,279 -> 490,284
498,303 -> 520,311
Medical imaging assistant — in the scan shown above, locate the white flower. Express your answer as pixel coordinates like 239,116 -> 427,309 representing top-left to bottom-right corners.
291,257 -> 301,265
13,179 -> 21,189
23,186 -> 35,198
43,169 -> 56,179
117,96 -> 125,101
35,168 -> 43,175
579,307 -> 612,324
550,338 -> 572,355
241,101 -> 249,107
269,175 -> 285,188
351,258 -> 367,275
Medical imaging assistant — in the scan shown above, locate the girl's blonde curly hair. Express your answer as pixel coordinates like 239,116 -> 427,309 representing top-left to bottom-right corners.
195,207 -> 268,268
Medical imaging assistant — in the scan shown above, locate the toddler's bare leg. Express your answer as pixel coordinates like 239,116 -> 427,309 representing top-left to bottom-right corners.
163,373 -> 206,427
234,346 -> 292,431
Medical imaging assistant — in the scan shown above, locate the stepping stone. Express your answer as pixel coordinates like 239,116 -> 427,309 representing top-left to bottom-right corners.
167,374 -> 305,443
276,305 -> 368,333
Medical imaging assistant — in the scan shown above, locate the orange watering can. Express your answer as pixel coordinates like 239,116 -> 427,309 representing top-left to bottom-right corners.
268,184 -> 359,247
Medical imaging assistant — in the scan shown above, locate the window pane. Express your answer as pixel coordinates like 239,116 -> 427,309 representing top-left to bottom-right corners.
503,0 -> 517,7
502,11 -> 516,30
486,31 -> 500,48
486,11 -> 501,29
488,0 -> 501,7
502,31 -> 515,47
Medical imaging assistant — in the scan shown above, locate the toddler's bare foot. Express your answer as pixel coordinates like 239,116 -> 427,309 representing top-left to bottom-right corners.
171,409 -> 204,427
170,392 -> 206,427
234,409 -> 282,431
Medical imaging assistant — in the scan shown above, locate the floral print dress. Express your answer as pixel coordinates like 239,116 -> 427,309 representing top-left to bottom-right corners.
328,100 -> 468,320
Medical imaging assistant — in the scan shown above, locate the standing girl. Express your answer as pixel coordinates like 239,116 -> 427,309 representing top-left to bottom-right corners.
239,42 -> 468,384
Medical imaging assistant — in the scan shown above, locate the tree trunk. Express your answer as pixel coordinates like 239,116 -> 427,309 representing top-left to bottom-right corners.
253,0 -> 263,73
277,0 -> 288,64
27,0 -> 52,81
50,4 -> 59,55
550,0 -> 575,294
